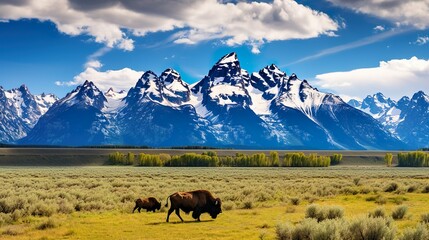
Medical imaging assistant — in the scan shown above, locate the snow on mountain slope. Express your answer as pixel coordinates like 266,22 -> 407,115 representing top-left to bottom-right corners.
117,70 -> 214,147
103,88 -> 127,113
349,91 -> 429,148
349,93 -> 403,135
0,85 -> 58,143
17,52 -> 410,149
21,81 -> 117,146
396,91 -> 429,148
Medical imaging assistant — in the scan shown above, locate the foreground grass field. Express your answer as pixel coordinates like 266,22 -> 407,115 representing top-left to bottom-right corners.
1,167 -> 429,239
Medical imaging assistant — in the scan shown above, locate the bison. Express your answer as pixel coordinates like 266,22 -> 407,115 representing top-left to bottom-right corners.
132,197 -> 161,213
165,190 -> 222,222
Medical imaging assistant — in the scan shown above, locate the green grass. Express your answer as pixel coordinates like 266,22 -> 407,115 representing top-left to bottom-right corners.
1,166 -> 429,239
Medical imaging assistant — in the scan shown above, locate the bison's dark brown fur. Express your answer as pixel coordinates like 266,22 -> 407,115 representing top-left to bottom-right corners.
133,197 -> 161,213
165,190 -> 222,222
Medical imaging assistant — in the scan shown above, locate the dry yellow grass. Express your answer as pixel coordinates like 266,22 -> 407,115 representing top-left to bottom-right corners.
1,166 -> 429,239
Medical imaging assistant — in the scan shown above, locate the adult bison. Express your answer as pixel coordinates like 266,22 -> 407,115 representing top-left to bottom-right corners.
132,197 -> 161,213
165,190 -> 222,222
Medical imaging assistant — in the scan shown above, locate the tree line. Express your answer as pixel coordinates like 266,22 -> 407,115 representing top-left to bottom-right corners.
107,151 -> 343,167
397,151 -> 429,167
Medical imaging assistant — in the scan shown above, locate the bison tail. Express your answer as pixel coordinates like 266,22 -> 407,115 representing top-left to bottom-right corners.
165,195 -> 171,207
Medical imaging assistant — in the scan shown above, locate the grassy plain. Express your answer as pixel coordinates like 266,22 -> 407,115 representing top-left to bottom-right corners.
1,166 -> 429,239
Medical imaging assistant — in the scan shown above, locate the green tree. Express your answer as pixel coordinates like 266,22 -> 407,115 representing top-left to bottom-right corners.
384,153 -> 393,167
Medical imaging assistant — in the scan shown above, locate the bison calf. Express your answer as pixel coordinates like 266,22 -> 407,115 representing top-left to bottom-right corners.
165,190 -> 222,222
133,197 -> 161,213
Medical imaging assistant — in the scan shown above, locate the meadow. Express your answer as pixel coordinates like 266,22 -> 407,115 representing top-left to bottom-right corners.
1,166 -> 429,239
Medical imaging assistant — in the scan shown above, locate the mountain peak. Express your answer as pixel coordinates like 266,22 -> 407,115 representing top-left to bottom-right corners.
135,71 -> 159,88
289,73 -> 298,80
375,92 -> 386,98
160,68 -> 182,85
216,52 -> 238,65
412,91 -> 429,102
19,84 -> 28,91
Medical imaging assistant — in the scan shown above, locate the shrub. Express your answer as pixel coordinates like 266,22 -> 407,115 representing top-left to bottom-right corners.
242,201 -> 253,209
385,182 -> 399,192
291,219 -> 314,239
385,153 -> 393,167
392,205 -> 408,220
400,224 -> 429,240
375,195 -> 387,205
37,218 -> 58,230
353,178 -> 361,186
348,216 -> 395,240
2,227 -> 21,236
305,204 -> 343,222
407,186 -> 416,193
275,222 -> 293,240
30,203 -> 56,217
421,213 -> 429,224
326,206 -> 344,220
369,207 -> 386,218
290,197 -> 300,206
276,217 -> 394,240
222,202 -> 234,211
305,204 -> 320,220
422,186 -> 429,193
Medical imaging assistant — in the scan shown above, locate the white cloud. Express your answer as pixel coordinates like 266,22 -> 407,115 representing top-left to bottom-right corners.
315,57 -> 429,100
85,60 -> 102,69
415,36 -> 429,45
373,25 -> 385,32
0,0 -> 339,53
327,0 -> 429,29
56,64 -> 144,92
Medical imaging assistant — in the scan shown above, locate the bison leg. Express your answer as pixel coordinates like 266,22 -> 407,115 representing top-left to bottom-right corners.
175,208 -> 184,222
132,205 -> 138,213
166,208 -> 174,222
192,209 -> 201,221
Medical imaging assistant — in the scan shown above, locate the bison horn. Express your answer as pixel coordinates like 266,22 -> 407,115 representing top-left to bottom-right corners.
215,200 -> 218,205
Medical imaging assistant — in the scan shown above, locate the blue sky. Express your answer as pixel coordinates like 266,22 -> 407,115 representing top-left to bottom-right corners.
0,0 -> 428,100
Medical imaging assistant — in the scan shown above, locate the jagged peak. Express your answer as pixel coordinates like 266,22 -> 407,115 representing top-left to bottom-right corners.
375,92 -> 386,97
106,87 -> 114,93
267,64 -> 283,74
289,73 -> 298,80
412,90 -> 428,101
399,96 -> 410,102
142,70 -> 158,80
19,84 -> 29,91
135,71 -> 159,88
160,68 -> 182,84
216,52 -> 238,65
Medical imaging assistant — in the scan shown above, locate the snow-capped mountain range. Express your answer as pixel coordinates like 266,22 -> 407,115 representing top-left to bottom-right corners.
348,91 -> 429,148
1,53 -> 426,149
0,85 -> 57,143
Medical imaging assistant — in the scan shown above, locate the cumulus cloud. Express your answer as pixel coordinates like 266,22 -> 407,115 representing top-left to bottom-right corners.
56,63 -> 144,92
315,57 -> 429,100
327,0 -> 429,29
0,0 -> 339,53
